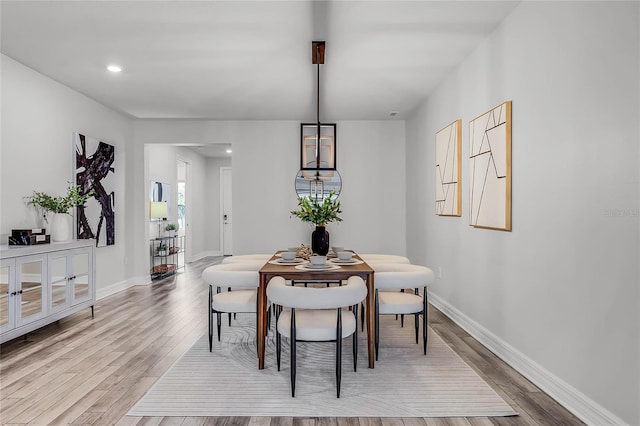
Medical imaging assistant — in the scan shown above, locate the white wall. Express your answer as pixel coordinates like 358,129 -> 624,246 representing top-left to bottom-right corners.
406,2 -> 639,425
135,120 -> 406,256
0,55 -> 137,294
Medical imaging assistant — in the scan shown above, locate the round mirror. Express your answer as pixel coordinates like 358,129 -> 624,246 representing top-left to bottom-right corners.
295,169 -> 341,202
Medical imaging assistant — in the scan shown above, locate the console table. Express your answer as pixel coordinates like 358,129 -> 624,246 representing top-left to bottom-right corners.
0,240 -> 96,344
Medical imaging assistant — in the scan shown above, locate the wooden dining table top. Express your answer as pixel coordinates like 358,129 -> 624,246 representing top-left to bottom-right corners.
258,250 -> 373,276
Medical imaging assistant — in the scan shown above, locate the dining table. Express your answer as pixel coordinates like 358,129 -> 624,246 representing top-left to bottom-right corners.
257,250 -> 376,370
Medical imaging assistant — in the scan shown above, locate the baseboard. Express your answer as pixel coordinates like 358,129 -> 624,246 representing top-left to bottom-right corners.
96,275 -> 150,300
189,250 -> 222,262
428,292 -> 628,426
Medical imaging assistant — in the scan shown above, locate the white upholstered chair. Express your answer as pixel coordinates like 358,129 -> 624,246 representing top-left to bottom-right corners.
267,275 -> 367,398
358,254 -> 411,265
373,263 -> 435,358
356,255 -> 411,329
221,254 -> 272,264
202,263 -> 262,351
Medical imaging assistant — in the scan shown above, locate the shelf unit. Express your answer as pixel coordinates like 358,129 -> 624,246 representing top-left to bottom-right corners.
150,235 -> 184,279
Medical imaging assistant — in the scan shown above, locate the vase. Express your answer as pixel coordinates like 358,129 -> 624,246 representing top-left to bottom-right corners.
51,213 -> 70,242
311,225 -> 330,255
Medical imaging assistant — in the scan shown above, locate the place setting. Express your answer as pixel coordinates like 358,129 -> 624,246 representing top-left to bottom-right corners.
268,250 -> 307,265
328,250 -> 363,265
295,255 -> 341,271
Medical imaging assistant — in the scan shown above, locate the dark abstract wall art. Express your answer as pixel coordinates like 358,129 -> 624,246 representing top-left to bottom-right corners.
74,133 -> 116,247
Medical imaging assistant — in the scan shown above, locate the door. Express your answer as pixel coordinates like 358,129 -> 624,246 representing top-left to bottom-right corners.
221,167 -> 233,255
48,251 -> 70,313
177,159 -> 188,262
71,247 -> 93,305
0,259 -> 15,333
15,254 -> 47,326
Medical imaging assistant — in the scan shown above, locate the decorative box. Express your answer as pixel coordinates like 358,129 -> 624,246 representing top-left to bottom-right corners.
9,229 -> 50,245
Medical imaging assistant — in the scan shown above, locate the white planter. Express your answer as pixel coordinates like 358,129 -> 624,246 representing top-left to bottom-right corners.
51,213 -> 70,242
165,230 -> 176,237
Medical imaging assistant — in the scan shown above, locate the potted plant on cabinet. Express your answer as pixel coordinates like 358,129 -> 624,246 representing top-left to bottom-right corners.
290,190 -> 342,255
26,183 -> 93,242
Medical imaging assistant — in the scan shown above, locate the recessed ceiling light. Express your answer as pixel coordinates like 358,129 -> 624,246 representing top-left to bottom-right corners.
226,149 -> 232,154
107,64 -> 122,73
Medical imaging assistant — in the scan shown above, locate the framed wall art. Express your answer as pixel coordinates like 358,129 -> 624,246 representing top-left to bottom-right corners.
74,133 -> 116,246
469,101 -> 512,231
435,119 -> 462,216
300,123 -> 336,170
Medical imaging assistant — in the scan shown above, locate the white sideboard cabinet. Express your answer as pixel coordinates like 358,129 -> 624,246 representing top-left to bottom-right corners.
0,240 -> 95,344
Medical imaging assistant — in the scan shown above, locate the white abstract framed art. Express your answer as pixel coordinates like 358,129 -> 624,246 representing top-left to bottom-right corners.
435,119 -> 462,216
469,101 -> 512,231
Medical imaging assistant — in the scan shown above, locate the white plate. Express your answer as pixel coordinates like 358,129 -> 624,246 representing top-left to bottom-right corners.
275,258 -> 304,264
331,259 -> 357,264
295,263 -> 340,271
329,258 -> 363,265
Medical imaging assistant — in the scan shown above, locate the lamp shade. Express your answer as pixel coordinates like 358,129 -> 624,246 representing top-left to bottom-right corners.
149,201 -> 168,219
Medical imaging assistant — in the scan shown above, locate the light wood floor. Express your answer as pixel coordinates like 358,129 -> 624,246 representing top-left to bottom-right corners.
0,257 -> 584,426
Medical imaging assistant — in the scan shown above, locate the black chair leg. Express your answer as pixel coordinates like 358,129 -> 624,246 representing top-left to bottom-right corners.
400,289 -> 405,327
423,286 -> 428,355
415,313 -> 419,344
361,302 -> 365,332
353,304 -> 358,372
336,309 -> 342,398
267,305 -> 271,330
208,285 -> 213,352
375,289 -> 380,361
216,312 -> 222,341
276,330 -> 281,371
290,308 -> 296,397
227,287 -> 232,326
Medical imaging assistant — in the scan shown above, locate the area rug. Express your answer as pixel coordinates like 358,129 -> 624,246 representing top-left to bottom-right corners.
129,315 -> 517,417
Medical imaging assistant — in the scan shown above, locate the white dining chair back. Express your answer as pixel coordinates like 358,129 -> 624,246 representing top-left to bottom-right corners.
359,254 -> 410,265
373,264 -> 434,359
202,263 -> 261,351
222,254 -> 272,264
267,275 -> 367,398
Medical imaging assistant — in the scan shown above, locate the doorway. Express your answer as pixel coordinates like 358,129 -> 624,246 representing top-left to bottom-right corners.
220,167 -> 232,255
177,160 -> 188,262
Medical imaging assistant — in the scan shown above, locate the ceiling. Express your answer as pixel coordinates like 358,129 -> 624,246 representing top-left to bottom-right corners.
1,1 -> 519,123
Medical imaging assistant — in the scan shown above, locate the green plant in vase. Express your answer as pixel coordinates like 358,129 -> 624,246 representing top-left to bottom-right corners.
157,242 -> 168,256
25,182 -> 94,242
290,190 -> 342,255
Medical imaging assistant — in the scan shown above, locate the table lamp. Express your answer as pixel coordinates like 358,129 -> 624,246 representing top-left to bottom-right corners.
149,201 -> 168,237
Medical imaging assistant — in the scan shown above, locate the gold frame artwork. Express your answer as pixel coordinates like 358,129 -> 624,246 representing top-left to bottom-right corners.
435,119 -> 462,216
469,101 -> 512,231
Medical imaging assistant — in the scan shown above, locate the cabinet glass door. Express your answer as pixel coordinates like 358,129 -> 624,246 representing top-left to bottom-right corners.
72,251 -> 91,304
0,260 -> 14,332
18,257 -> 46,324
49,253 -> 69,312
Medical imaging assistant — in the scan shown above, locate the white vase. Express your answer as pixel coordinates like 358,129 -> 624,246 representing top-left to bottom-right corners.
51,213 -> 70,242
